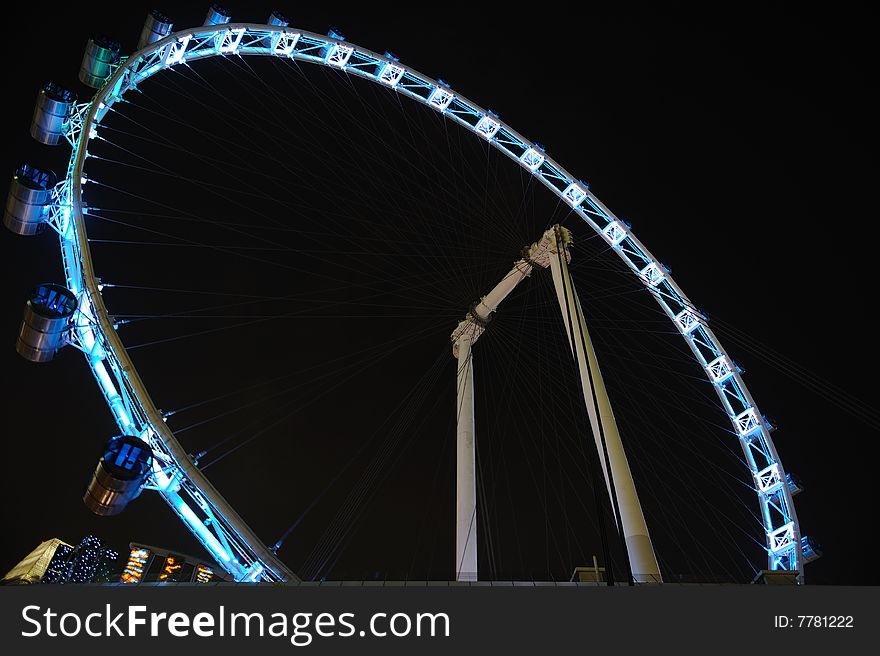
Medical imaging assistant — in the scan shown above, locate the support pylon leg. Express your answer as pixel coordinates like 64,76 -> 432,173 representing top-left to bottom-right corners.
454,334 -> 478,581
547,226 -> 662,583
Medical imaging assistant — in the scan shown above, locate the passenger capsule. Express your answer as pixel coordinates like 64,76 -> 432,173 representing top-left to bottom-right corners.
801,535 -> 822,563
267,10 -> 289,27
261,10 -> 290,49
138,9 -> 174,50
4,164 -> 56,236
786,471 -> 804,496
79,35 -> 121,89
30,82 -> 76,146
204,3 -> 231,25
15,284 -> 77,363
84,436 -> 154,516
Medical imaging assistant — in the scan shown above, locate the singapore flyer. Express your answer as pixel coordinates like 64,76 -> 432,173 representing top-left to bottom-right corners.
0,2 -> 876,653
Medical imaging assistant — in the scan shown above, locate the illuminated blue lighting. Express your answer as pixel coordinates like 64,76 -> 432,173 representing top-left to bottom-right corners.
246,563 -> 264,582
324,43 -> 353,67
520,147 -> 545,171
50,21 -> 800,582
217,28 -> 246,54
475,114 -> 500,139
92,360 -> 115,393
735,408 -> 761,435
378,61 -> 404,87
140,64 -> 163,78
93,360 -> 132,428
273,32 -> 300,56
706,355 -> 733,383
150,458 -> 174,490
60,204 -> 72,236
428,85 -> 454,111
674,308 -> 700,333
163,35 -> 192,66
755,463 -> 783,494
639,262 -> 665,287
602,220 -> 626,245
562,182 -> 588,207
768,522 -> 795,553
177,501 -> 232,562
76,315 -> 97,352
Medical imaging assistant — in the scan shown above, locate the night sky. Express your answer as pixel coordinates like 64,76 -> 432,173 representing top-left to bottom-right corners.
1,2 -> 876,586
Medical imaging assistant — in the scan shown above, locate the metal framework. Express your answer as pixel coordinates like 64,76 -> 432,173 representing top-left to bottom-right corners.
43,20 -> 804,581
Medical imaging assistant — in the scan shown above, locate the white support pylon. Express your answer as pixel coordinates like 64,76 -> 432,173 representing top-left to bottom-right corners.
450,250 -> 550,581
454,333 -> 478,581
546,225 -> 662,583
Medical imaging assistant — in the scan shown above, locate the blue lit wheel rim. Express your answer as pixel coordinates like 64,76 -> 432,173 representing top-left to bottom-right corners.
53,22 -> 802,582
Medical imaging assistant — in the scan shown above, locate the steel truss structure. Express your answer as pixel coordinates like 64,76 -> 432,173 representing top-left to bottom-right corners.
43,20 -> 804,581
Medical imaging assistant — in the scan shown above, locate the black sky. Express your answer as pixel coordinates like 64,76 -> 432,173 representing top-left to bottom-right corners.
1,2 -> 876,585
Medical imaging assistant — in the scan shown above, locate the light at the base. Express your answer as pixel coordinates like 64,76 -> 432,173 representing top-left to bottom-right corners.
158,555 -> 183,582
195,564 -> 214,583
120,547 -> 150,584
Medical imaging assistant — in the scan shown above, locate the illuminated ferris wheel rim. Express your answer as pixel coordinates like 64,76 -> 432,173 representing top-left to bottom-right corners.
57,21 -> 802,581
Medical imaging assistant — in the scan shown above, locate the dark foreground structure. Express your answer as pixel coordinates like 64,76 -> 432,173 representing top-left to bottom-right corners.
1,536 -> 227,585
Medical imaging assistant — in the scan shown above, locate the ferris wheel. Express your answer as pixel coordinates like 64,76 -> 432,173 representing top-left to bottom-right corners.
4,5 -> 819,583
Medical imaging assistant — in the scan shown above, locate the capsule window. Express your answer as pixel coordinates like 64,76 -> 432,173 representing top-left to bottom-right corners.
42,81 -> 76,104
93,34 -> 122,56
14,164 -> 56,192
31,284 -> 77,318
102,436 -> 152,480
111,442 -> 147,471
